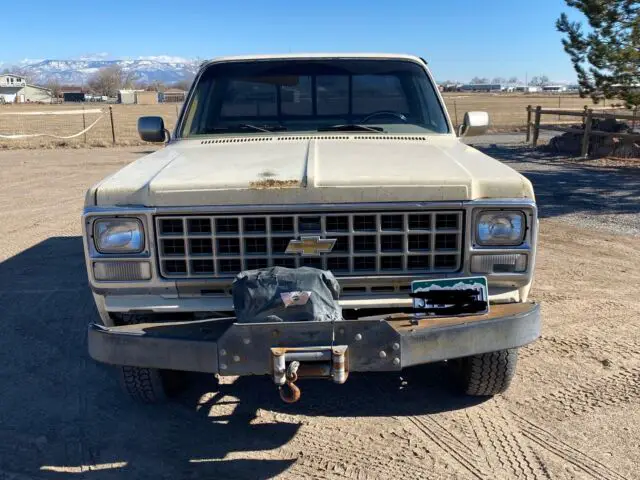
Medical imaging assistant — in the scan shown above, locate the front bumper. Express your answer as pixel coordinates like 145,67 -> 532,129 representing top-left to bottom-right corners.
88,302 -> 540,375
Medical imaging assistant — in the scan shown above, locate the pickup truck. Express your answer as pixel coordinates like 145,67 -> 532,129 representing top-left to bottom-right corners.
83,53 -> 540,403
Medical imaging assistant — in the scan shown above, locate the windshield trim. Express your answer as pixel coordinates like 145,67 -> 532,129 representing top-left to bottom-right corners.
174,57 -> 454,140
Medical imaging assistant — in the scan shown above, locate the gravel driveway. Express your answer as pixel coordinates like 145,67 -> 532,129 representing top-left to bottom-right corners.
467,135 -> 640,236
0,146 -> 638,480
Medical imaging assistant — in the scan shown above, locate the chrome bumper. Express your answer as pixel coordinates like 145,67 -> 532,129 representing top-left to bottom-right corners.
88,302 -> 540,375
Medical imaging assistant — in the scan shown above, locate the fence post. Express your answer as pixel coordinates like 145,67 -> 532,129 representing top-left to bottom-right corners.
109,106 -> 116,145
82,105 -> 87,144
581,109 -> 593,158
453,100 -> 458,128
532,106 -> 541,147
525,105 -> 532,143
557,96 -> 561,121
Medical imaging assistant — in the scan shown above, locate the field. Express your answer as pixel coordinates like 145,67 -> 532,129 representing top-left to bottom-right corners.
0,143 -> 638,479
0,93 -> 632,149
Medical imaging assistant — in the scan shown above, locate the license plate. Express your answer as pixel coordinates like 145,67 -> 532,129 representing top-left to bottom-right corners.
411,276 -> 489,316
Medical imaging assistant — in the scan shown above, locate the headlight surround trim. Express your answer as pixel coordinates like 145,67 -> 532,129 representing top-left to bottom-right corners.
93,217 -> 145,254
475,210 -> 526,246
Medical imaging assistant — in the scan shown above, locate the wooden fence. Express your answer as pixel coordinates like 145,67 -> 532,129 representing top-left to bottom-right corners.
526,105 -> 639,157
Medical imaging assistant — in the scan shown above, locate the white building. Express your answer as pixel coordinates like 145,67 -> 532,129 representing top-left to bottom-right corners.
515,86 -> 540,93
0,74 -> 53,103
542,85 -> 567,93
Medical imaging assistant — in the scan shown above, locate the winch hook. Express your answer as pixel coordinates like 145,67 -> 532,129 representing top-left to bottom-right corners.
279,361 -> 301,403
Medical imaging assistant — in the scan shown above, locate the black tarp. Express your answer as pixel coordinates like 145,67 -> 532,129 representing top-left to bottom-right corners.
232,267 -> 342,323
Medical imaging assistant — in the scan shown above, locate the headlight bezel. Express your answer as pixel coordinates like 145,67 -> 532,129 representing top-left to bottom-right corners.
93,217 -> 145,254
474,210 -> 526,247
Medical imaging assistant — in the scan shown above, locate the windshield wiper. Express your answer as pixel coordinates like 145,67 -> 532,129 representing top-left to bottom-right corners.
204,124 -> 287,133
318,124 -> 385,133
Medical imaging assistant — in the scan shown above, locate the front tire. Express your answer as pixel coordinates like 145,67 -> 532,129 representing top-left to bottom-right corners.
112,313 -> 189,403
456,348 -> 519,396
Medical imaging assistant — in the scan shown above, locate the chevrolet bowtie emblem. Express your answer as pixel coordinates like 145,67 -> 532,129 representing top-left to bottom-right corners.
285,236 -> 336,256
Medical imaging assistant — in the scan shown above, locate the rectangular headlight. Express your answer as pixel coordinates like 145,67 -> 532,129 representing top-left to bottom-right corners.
93,218 -> 144,253
476,211 -> 525,246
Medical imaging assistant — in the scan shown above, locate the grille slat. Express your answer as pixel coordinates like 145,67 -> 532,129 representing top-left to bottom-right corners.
156,211 -> 463,278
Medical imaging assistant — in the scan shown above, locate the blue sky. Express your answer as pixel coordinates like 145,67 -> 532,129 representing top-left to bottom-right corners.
2,0 -> 582,82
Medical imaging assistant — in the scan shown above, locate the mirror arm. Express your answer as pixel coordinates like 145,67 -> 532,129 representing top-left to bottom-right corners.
163,128 -> 171,143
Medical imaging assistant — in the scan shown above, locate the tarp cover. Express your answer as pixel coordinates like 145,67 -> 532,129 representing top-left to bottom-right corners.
232,267 -> 342,323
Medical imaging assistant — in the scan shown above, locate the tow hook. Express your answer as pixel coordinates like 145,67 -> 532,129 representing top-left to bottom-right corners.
278,361 -> 301,403
271,346 -> 348,404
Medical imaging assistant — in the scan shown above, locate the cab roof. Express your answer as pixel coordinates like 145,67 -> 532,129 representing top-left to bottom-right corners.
202,53 -> 426,67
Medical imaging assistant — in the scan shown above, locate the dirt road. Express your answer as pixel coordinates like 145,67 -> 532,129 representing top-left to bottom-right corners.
0,147 -> 638,479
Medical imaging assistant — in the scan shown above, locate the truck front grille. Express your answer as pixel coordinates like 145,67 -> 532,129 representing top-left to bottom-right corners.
155,211 -> 463,278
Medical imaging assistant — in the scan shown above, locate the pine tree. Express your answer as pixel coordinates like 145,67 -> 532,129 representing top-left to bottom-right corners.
556,0 -> 640,109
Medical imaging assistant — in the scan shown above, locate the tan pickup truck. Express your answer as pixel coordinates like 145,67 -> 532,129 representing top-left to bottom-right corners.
83,53 -> 539,403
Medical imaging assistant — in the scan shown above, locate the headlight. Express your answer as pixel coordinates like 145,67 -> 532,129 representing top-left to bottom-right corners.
94,218 -> 144,253
476,211 -> 525,246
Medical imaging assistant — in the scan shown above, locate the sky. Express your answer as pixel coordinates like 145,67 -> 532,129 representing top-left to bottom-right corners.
1,0 -> 583,83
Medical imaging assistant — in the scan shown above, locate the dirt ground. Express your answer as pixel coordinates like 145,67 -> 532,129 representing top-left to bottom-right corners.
0,146 -> 638,480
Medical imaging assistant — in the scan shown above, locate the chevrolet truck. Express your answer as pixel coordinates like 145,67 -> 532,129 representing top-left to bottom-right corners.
83,54 -> 540,403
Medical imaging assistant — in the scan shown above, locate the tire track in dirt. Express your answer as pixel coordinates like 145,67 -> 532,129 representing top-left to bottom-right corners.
288,423 -> 435,479
465,404 -> 551,480
512,413 -> 630,480
516,367 -> 640,421
399,414 -> 487,479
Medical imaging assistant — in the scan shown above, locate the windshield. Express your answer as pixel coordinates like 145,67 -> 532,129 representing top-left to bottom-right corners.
180,59 -> 450,136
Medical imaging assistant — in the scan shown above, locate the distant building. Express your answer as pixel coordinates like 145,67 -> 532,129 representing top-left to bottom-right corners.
542,85 -> 567,93
135,90 -> 158,105
515,86 -> 540,93
0,74 -> 52,103
161,89 -> 187,103
118,90 -> 138,104
461,83 -> 503,92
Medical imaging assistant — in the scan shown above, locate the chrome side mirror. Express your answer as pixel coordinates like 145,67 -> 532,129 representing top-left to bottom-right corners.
458,111 -> 489,137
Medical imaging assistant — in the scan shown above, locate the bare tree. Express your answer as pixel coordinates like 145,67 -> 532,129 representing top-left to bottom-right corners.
530,75 -> 550,86
88,65 -> 137,97
508,76 -> 519,84
470,76 -> 489,84
45,79 -> 62,99
492,77 -> 506,84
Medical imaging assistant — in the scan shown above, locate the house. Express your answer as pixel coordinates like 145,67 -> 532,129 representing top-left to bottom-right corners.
0,74 -> 53,103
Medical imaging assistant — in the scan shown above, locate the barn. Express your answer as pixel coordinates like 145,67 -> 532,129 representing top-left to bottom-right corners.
0,74 -> 53,103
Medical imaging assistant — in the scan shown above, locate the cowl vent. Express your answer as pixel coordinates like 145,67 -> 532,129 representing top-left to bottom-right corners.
200,137 -> 274,145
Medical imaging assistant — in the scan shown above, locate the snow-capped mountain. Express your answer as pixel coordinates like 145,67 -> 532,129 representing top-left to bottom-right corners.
13,57 -> 201,85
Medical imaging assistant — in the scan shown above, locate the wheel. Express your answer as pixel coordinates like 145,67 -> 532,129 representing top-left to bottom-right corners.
112,313 -> 189,403
454,348 -> 519,396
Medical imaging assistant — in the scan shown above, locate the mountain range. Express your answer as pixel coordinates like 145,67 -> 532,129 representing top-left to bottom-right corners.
7,56 -> 200,85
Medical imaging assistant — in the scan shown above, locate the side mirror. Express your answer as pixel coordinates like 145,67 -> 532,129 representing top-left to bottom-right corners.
138,116 -> 167,143
458,111 -> 489,137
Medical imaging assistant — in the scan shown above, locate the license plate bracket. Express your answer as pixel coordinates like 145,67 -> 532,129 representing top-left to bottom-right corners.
410,276 -> 489,316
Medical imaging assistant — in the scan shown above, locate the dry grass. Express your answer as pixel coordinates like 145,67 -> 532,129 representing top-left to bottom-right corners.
441,92 -> 634,129
0,103 -> 181,149
0,94 -> 634,149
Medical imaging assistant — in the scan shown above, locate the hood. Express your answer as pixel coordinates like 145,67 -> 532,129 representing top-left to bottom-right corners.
90,135 -> 534,207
